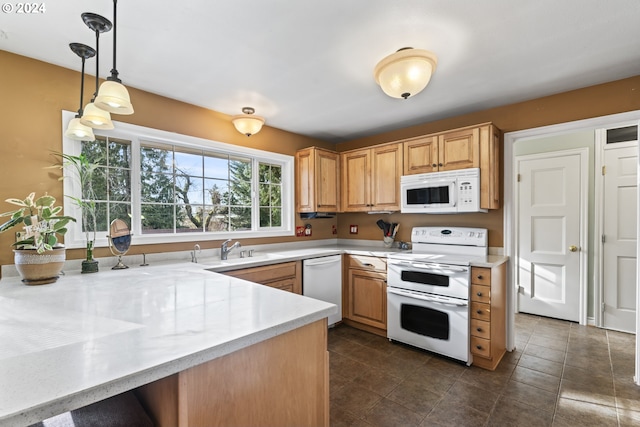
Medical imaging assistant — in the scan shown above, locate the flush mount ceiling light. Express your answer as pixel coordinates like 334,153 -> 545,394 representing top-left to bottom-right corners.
65,43 -> 96,141
374,47 -> 438,99
94,0 -> 134,115
79,12 -> 114,130
232,107 -> 265,137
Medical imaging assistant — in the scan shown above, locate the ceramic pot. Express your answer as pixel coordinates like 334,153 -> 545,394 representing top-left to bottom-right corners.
13,247 -> 66,285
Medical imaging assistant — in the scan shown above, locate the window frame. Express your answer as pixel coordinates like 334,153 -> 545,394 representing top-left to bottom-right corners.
61,110 -> 295,249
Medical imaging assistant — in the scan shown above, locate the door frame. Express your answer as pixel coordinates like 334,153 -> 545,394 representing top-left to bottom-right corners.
514,148 -> 589,324
503,110 -> 640,386
594,135 -> 639,329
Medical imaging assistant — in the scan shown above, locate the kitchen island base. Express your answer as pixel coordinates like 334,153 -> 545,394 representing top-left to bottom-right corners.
135,319 -> 329,427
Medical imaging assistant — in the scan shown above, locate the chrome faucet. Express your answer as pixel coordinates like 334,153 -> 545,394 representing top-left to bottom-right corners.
220,239 -> 241,260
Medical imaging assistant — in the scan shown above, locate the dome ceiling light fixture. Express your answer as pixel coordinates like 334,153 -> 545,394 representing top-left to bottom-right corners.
65,43 -> 97,141
374,47 -> 438,99
94,0 -> 134,115
79,12 -> 114,130
232,107 -> 265,137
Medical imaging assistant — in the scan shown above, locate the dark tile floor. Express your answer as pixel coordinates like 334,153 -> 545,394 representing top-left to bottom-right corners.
329,314 -> 640,427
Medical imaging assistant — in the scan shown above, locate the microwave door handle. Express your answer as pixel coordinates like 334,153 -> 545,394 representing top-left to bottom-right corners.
387,288 -> 468,307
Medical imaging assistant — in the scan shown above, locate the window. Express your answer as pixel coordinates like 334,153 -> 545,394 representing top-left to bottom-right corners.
61,111 -> 294,248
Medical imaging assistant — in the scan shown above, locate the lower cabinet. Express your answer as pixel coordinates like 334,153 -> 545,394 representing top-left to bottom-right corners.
222,261 -> 302,294
470,263 -> 507,370
343,255 -> 387,335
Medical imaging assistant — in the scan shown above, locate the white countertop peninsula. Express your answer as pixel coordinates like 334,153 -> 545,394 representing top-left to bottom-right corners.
0,262 -> 336,426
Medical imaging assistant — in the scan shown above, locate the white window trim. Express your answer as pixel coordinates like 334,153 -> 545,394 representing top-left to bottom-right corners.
61,110 -> 294,249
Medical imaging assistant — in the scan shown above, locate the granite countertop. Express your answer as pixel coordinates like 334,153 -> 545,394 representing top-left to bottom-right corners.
0,263 -> 336,426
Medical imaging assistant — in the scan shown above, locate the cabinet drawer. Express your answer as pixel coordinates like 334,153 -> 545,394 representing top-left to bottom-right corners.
224,261 -> 297,283
471,318 -> 491,340
471,267 -> 491,285
347,255 -> 386,272
471,336 -> 491,358
471,284 -> 490,303
266,277 -> 295,293
471,301 -> 491,321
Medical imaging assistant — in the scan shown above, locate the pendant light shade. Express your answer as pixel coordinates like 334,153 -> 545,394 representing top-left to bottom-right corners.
65,42 -> 96,141
374,48 -> 438,99
81,102 -> 114,129
95,80 -> 133,114
66,118 -> 96,141
94,0 -> 134,115
232,107 -> 265,137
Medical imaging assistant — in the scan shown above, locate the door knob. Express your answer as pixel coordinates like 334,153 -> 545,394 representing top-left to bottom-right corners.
569,245 -> 578,252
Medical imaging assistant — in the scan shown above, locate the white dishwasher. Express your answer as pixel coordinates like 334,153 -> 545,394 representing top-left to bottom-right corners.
302,255 -> 342,326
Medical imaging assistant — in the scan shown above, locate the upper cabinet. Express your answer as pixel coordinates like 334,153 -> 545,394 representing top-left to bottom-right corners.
403,123 -> 501,210
295,147 -> 340,213
341,143 -> 402,212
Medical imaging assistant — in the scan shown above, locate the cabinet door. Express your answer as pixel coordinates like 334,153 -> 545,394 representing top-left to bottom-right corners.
295,148 -> 314,212
371,143 -> 402,210
347,268 -> 387,329
479,124 -> 501,210
341,149 -> 371,212
316,149 -> 340,211
437,127 -> 480,171
403,136 -> 438,175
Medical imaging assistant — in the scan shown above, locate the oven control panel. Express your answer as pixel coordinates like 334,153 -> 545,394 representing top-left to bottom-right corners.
411,227 -> 487,247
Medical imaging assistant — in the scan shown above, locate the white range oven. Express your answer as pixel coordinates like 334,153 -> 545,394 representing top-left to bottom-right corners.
387,226 -> 488,364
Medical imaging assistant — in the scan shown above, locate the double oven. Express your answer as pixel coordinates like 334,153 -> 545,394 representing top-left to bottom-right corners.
387,227 -> 487,364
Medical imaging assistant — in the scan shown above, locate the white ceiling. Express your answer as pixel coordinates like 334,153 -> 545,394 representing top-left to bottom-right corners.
2,0 -> 639,143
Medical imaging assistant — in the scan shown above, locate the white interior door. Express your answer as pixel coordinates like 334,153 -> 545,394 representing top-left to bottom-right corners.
516,150 -> 586,322
602,143 -> 637,333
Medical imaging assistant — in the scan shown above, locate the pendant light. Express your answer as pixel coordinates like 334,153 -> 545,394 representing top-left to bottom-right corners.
231,107 -> 265,137
80,12 -> 114,130
374,47 -> 438,99
65,43 -> 97,141
94,0 -> 134,115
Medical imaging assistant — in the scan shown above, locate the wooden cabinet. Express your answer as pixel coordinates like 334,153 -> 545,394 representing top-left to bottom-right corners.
341,143 -> 402,212
222,261 -> 302,294
296,147 -> 340,213
402,123 -> 501,209
343,255 -> 387,333
470,263 -> 507,371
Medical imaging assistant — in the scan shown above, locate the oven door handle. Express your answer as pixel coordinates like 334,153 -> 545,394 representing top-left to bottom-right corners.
400,262 -> 469,274
387,288 -> 468,307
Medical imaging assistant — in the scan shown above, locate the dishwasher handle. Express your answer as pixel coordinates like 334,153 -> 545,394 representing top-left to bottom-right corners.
303,256 -> 341,266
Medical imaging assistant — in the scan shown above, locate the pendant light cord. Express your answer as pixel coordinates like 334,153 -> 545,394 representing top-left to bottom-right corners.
92,27 -> 100,101
108,0 -> 120,82
78,55 -> 86,117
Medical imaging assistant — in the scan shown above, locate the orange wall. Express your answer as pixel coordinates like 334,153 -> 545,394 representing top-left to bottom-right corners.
0,50 -> 335,266
336,75 -> 640,248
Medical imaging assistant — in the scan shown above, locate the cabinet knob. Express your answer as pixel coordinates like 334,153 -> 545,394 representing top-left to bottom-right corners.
476,310 -> 483,315
476,328 -> 483,332
432,163 -> 437,168
477,275 -> 483,280
476,345 -> 483,350
476,292 -> 483,297
438,163 -> 443,167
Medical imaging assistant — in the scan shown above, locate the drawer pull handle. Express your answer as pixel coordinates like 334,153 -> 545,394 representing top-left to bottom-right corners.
476,345 -> 483,350
477,275 -> 483,280
476,328 -> 483,332
476,292 -> 483,297
363,263 -> 374,267
476,310 -> 483,315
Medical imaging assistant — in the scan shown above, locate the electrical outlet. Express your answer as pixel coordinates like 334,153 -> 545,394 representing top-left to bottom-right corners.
349,225 -> 358,234
296,226 -> 305,237
332,225 -> 337,235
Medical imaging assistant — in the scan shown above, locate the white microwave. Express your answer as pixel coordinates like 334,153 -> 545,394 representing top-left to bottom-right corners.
400,168 -> 486,214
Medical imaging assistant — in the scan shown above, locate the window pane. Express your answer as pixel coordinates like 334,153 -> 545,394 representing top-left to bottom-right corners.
205,179 -> 228,205
175,175 -> 203,205
204,154 -> 229,179
259,207 -> 270,227
271,165 -> 281,184
90,167 -> 108,200
108,139 -> 131,168
271,208 -> 281,227
175,150 -> 203,176
259,164 -> 270,183
177,204 -> 204,232
94,202 -> 108,232
230,207 -> 251,231
230,184 -> 252,205
141,173 -> 174,203
141,146 -> 172,174
230,159 -> 252,181
205,206 -> 229,232
270,184 -> 281,206
259,183 -> 270,206
108,169 -> 131,202
109,204 -> 131,229
82,139 -> 107,165
141,204 -> 174,234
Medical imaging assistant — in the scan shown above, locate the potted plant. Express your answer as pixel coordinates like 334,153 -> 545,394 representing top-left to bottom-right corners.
0,192 -> 76,285
50,152 -> 100,273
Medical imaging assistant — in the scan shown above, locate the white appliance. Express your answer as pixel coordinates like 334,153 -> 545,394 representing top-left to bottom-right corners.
303,255 -> 342,326
387,227 -> 488,364
400,168 -> 486,214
